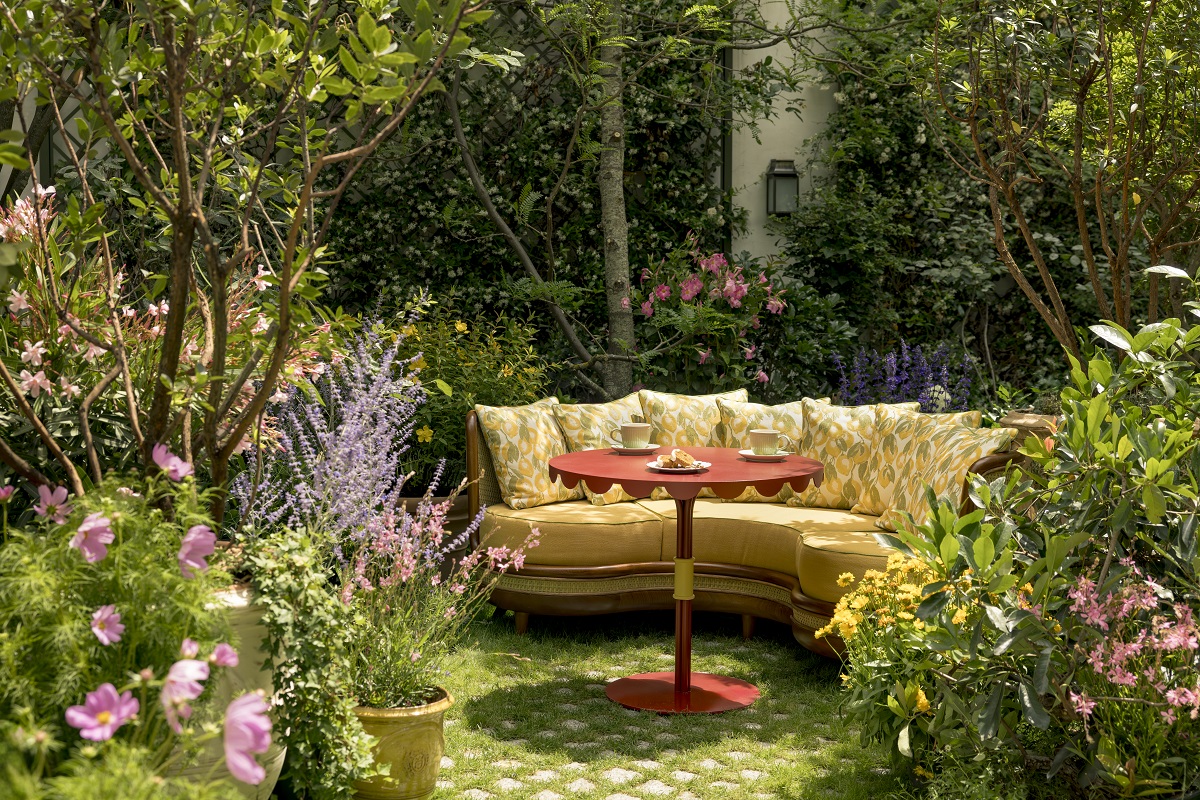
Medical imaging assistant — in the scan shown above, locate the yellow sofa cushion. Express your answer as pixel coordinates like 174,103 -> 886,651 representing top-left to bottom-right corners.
715,397 -> 806,502
474,398 -> 584,510
794,531 -> 893,604
789,399 -> 920,510
481,501 -> 665,566
928,409 -> 983,427
865,405 -> 1015,531
636,499 -> 880,578
639,388 -> 747,500
552,392 -> 643,506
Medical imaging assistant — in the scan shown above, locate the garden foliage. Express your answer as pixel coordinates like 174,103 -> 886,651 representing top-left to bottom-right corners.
827,312 -> 1200,795
833,341 -> 973,411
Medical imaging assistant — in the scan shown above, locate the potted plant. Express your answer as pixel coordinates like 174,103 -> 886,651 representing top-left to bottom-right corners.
231,323 -> 537,799
340,485 -> 536,800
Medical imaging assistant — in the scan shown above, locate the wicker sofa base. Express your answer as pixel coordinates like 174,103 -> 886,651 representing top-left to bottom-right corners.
488,561 -> 842,658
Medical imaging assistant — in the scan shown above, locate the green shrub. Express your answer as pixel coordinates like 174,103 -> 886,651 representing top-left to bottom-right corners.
828,314 -> 1200,796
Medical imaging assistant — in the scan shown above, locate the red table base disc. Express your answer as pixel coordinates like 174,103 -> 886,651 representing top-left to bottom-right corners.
605,672 -> 760,714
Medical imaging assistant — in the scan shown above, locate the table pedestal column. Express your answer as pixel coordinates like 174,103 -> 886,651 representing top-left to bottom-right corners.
604,496 -> 759,714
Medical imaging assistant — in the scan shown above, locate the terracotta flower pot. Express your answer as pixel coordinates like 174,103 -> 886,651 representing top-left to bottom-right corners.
353,689 -> 454,800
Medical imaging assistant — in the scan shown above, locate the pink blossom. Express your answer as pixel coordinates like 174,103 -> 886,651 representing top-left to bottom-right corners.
766,297 -> 786,314
699,348 -> 712,365
179,525 -> 216,578
180,638 -> 200,658
223,692 -> 272,785
82,341 -> 106,362
36,485 -> 72,524
70,512 -> 114,561
90,605 -> 124,645
640,267 -> 651,283
66,683 -> 139,741
1069,691 -> 1097,718
680,274 -> 704,302
147,301 -> 169,318
59,376 -> 80,399
19,369 -> 53,398
757,271 -> 768,284
252,314 -> 270,335
755,370 -> 769,384
152,444 -> 194,481
252,267 -> 271,292
620,296 -> 631,310
7,289 -> 30,313
654,283 -> 671,301
20,340 -> 47,366
743,344 -> 757,360
161,658 -> 209,733
269,387 -> 288,404
0,485 -> 13,502
722,272 -> 749,308
211,643 -> 239,668
641,300 -> 654,317
698,253 -> 727,274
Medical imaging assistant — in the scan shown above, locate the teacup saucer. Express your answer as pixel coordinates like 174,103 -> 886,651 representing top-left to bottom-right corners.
612,444 -> 661,455
739,449 -> 790,463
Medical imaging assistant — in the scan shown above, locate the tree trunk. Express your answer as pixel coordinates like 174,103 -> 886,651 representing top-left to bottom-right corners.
597,4 -> 634,398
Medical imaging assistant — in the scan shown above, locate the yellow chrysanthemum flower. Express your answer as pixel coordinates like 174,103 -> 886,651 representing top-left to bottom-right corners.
837,572 -> 856,587
455,321 -> 469,333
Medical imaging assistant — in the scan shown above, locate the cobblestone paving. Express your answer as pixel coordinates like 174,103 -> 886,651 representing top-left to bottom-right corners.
433,615 -> 900,800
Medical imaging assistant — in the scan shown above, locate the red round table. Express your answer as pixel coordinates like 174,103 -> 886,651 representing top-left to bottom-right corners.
547,446 -> 823,713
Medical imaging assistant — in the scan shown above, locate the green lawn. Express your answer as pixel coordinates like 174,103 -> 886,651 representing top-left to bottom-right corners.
435,610 -> 905,800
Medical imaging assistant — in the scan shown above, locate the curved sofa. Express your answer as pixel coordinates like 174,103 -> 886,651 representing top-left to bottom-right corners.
466,399 -> 1019,658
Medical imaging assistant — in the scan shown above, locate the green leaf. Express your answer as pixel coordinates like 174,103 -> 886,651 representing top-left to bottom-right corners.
1090,323 -> 1132,351
972,535 -> 995,571
897,723 -> 912,758
1018,682 -> 1049,729
938,534 -> 959,568
0,142 -> 27,168
433,379 -> 452,396
916,590 -> 951,620
1146,264 -> 1190,280
1143,484 -> 1166,524
978,684 -> 1003,739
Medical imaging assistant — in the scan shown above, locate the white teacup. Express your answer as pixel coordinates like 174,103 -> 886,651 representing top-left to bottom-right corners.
609,422 -> 651,449
747,428 -> 793,456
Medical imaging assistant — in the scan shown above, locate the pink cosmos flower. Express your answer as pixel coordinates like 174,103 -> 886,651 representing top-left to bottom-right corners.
7,289 -> 30,313
161,658 -> 210,733
653,283 -> 671,301
0,485 -> 13,503
179,524 -> 216,578
755,370 -> 770,384
180,638 -> 200,658
70,512 -> 115,562
20,340 -> 47,366
223,692 -> 272,785
152,444 -> 194,481
90,605 -> 124,645
680,274 -> 704,302
66,683 -> 139,741
641,300 -> 654,317
211,643 -> 239,668
19,369 -> 53,398
36,485 -> 73,524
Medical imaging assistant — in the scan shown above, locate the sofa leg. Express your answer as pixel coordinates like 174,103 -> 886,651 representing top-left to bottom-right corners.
741,614 -> 755,640
514,611 -> 530,635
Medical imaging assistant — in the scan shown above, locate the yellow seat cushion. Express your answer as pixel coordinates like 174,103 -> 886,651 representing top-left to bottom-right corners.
552,392 -> 643,506
864,405 -> 1015,531
481,501 -> 665,566
474,398 -> 584,509
638,388 -> 748,500
929,410 -> 983,427
636,499 -> 880,577
789,399 -> 920,510
795,531 -> 894,604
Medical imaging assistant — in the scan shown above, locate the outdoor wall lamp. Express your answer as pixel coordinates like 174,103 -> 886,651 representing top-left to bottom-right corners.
766,159 -> 799,216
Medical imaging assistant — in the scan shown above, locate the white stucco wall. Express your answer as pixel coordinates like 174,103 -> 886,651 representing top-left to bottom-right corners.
730,1 -> 835,262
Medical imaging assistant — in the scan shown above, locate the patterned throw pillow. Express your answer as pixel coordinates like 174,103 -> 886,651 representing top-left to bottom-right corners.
867,404 -> 1015,531
639,388 -> 748,499
788,399 -> 920,510
474,398 -> 584,510
716,398 -> 807,502
552,392 -> 643,505
853,406 -> 989,516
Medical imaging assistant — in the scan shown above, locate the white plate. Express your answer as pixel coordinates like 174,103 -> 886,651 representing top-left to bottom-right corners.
738,449 -> 791,463
611,444 -> 661,455
646,460 -> 712,473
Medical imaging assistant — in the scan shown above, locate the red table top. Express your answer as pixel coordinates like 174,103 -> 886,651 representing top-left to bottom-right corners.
548,446 -> 824,501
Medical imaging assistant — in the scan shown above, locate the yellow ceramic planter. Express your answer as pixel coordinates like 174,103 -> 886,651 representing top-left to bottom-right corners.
353,689 -> 454,800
